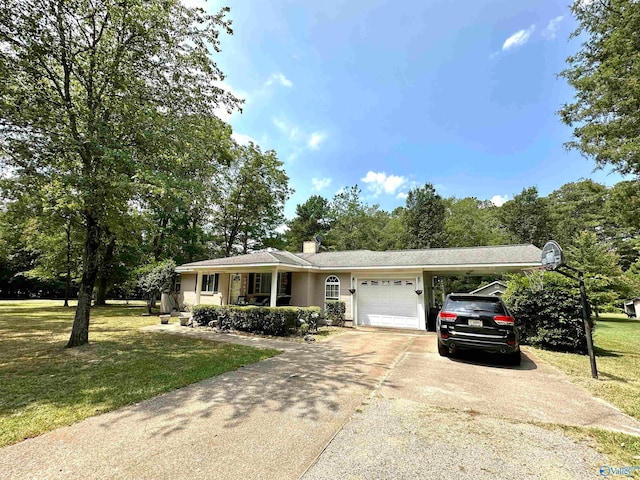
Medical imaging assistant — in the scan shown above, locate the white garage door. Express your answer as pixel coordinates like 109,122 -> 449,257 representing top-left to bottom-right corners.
357,279 -> 420,329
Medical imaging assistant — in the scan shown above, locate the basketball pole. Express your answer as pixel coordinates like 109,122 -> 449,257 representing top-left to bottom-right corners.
555,265 -> 598,379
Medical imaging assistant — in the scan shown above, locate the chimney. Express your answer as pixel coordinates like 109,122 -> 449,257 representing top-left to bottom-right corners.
303,240 -> 319,254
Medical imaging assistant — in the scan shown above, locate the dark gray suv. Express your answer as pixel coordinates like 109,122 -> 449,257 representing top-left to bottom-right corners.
436,294 -> 521,365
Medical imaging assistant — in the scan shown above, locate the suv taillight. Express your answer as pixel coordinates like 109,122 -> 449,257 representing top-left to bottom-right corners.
438,311 -> 457,322
494,315 -> 515,326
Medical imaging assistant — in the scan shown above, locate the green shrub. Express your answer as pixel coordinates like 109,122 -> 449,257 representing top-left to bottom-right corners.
297,306 -> 324,332
325,301 -> 346,327
192,305 -> 323,337
298,322 -> 310,336
502,273 -> 593,354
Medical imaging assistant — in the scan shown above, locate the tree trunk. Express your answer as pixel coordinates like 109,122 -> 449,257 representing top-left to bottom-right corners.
95,274 -> 108,306
153,216 -> 168,262
95,234 -> 115,306
66,214 -> 101,348
64,220 -> 71,307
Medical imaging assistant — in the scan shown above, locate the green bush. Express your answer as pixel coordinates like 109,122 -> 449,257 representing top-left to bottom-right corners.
298,322 -> 310,336
502,273 -> 593,354
325,301 -> 346,327
192,305 -> 323,337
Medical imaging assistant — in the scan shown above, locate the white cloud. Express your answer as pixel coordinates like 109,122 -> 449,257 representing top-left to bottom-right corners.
491,194 -> 510,207
542,16 -> 564,40
273,117 -> 301,141
361,171 -> 408,196
502,25 -> 536,51
311,177 -> 332,191
396,191 -> 408,200
231,132 -> 255,146
308,132 -> 327,150
265,72 -> 293,88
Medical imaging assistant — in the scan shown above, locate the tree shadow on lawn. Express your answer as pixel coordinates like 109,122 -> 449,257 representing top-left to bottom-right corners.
96,333 -> 410,438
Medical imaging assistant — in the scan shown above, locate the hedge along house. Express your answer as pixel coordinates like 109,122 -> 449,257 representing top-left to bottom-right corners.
169,241 -> 542,331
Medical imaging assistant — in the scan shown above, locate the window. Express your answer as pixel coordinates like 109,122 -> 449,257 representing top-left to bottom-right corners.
201,274 -> 219,293
254,273 -> 272,294
325,275 -> 340,302
172,275 -> 181,293
251,272 -> 291,295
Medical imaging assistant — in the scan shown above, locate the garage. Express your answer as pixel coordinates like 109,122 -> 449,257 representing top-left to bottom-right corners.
357,279 -> 420,329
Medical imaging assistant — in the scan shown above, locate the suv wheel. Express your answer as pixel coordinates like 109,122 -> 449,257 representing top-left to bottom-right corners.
506,350 -> 521,366
437,340 -> 449,357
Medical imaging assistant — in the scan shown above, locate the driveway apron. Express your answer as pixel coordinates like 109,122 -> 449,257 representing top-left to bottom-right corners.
0,330 -> 415,480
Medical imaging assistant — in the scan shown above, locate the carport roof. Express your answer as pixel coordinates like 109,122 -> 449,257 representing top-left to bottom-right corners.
176,244 -> 542,273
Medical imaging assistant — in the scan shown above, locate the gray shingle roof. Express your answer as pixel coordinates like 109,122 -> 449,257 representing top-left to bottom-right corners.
177,244 -> 541,270
295,244 -> 541,267
178,250 -> 311,269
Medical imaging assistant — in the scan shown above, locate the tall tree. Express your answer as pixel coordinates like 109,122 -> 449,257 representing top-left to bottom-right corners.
212,143 -> 292,257
566,231 -> 631,317
444,197 -> 509,247
0,0 -> 239,346
326,186 -> 391,251
546,180 -> 609,249
498,187 -> 552,247
285,195 -> 332,252
403,183 -> 447,249
559,0 -> 640,176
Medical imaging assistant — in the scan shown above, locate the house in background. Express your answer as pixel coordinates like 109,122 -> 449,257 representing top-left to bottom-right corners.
469,280 -> 508,297
167,241 -> 542,331
624,297 -> 640,318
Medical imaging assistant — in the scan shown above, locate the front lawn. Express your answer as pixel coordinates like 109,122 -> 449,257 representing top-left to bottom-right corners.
528,313 -> 640,469
528,313 -> 640,422
0,300 -> 280,447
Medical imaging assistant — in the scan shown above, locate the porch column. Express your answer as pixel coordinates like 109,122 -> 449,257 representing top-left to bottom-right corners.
195,271 -> 203,306
416,274 -> 426,331
270,268 -> 278,307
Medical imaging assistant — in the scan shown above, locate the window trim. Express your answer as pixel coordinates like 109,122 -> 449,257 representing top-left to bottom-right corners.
325,275 -> 340,302
201,273 -> 219,293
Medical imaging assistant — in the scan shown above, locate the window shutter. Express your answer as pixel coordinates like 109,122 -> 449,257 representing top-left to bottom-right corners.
248,273 -> 254,294
285,272 -> 292,295
214,273 -> 219,293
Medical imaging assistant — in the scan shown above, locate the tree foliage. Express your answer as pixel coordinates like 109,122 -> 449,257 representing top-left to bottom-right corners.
0,0 -> 239,346
404,183 -> 447,249
136,260 -> 176,315
559,0 -> 640,175
498,187 -> 552,247
285,195 -> 332,252
444,197 -> 508,247
212,143 -> 292,257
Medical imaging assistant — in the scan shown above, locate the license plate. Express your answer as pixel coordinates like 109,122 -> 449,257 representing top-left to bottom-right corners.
468,319 -> 483,327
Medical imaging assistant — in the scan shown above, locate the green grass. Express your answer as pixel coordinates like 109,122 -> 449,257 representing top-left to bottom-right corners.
0,299 -> 280,447
538,424 -> 640,477
528,314 -> 640,471
528,313 -> 640,422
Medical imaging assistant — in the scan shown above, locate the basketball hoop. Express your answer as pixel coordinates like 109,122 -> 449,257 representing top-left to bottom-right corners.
541,240 -> 564,271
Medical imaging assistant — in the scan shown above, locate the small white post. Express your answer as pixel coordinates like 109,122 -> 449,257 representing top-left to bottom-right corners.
195,271 -> 203,306
270,269 -> 278,307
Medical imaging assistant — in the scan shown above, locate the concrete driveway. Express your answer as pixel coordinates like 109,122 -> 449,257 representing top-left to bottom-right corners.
304,334 -> 640,480
1,328 -> 639,480
0,328 -> 415,480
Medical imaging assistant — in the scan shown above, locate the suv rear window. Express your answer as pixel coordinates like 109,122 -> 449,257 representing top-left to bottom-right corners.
445,297 -> 506,315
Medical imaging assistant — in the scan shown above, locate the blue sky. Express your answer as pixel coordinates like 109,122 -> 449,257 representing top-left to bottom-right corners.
198,0 -> 625,217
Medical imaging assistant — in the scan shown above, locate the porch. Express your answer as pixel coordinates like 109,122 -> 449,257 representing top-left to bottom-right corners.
180,270 -> 304,309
